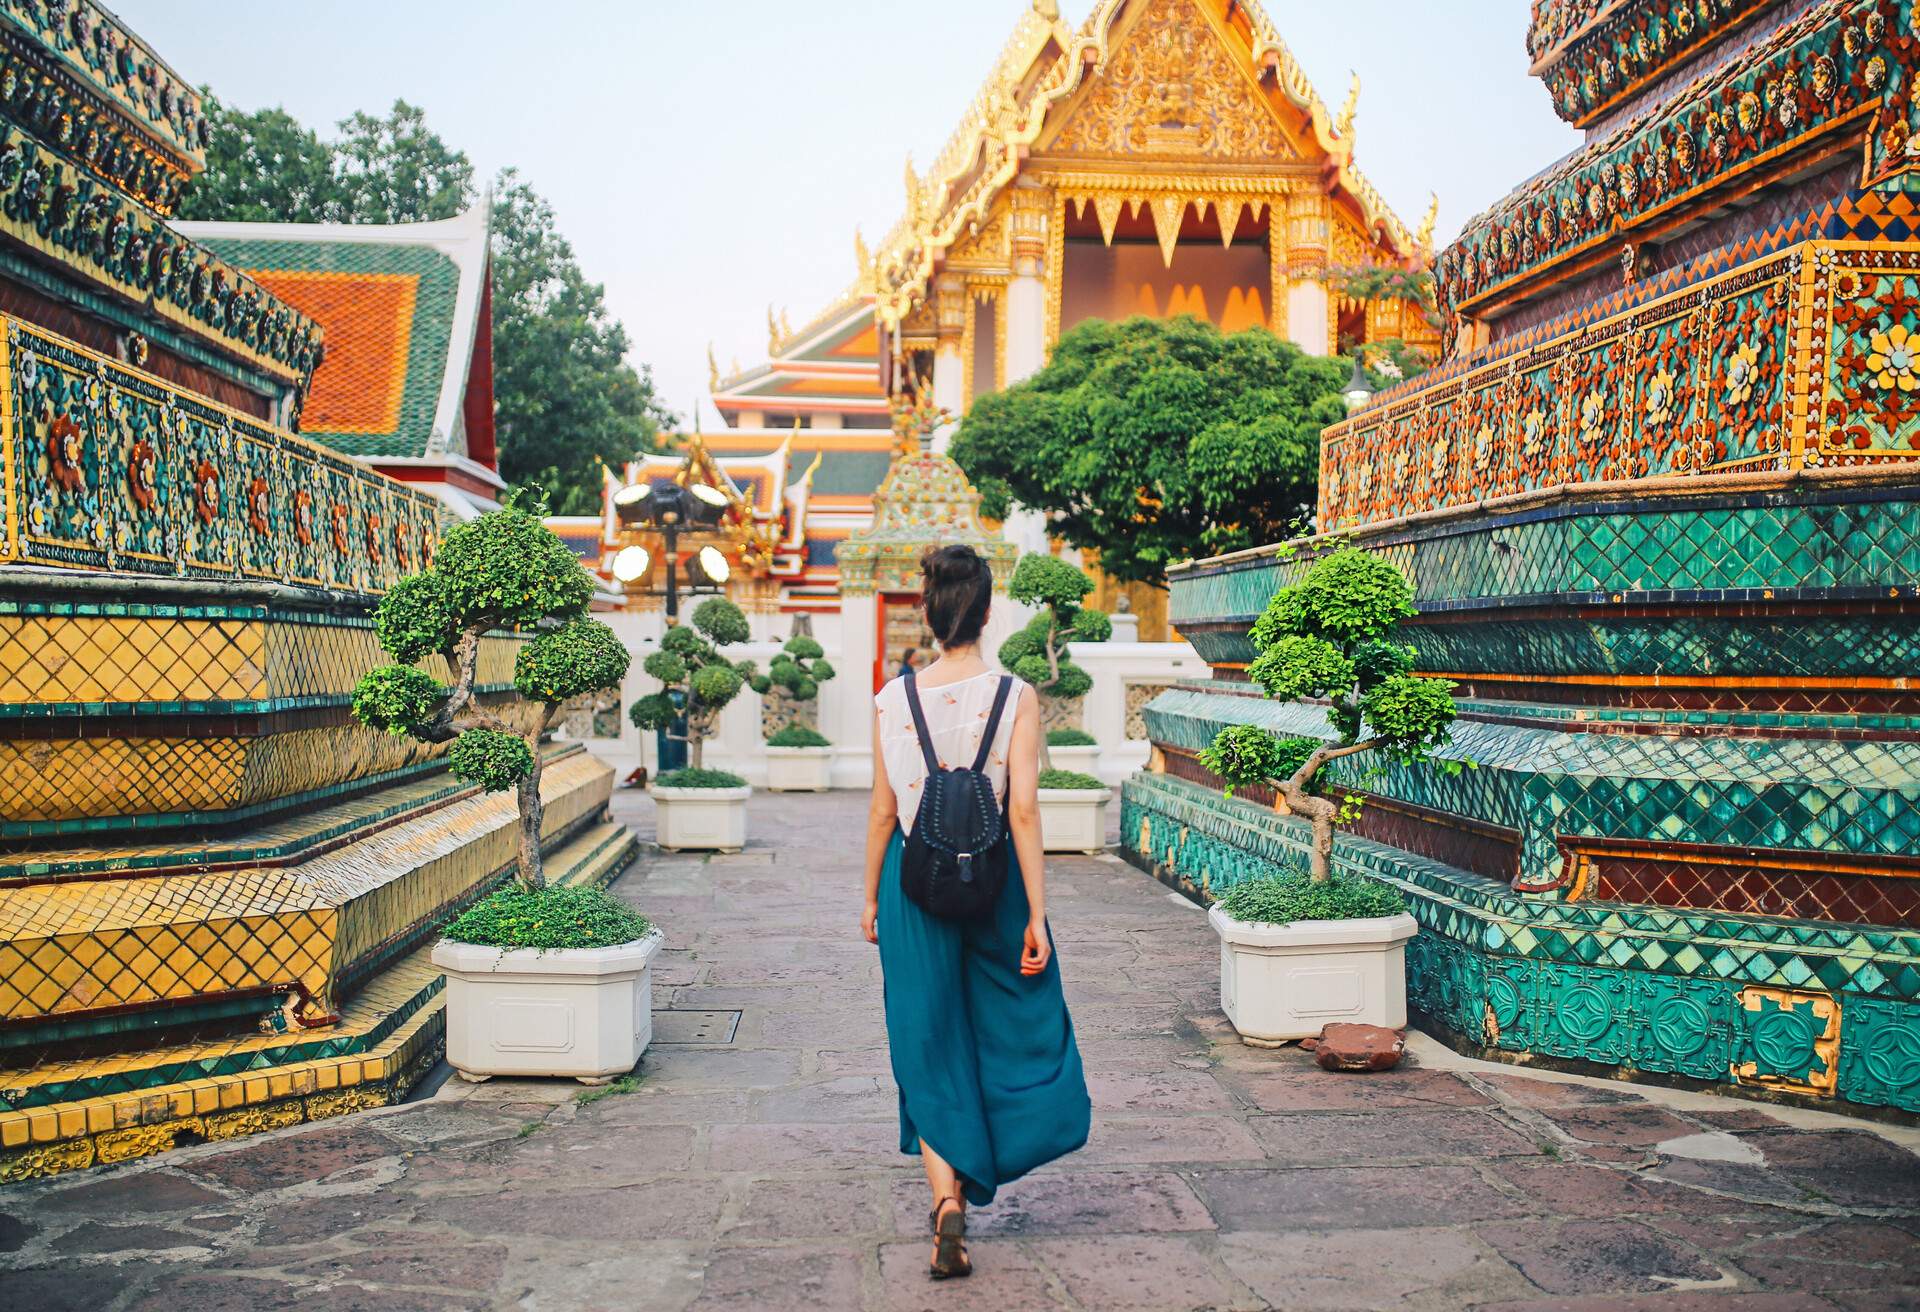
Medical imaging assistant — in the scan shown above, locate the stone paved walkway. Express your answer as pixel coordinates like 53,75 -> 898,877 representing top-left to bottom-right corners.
6,789 -> 1920,1311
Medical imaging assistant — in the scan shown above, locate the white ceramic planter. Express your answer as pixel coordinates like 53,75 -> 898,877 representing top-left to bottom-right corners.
764,745 -> 834,792
1208,905 -> 1419,1046
652,784 -> 750,852
1047,744 -> 1101,775
432,928 -> 665,1082
1038,786 -> 1109,854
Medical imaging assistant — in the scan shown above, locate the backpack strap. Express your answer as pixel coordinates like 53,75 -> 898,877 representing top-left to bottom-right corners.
971,676 -> 1015,772
901,669 -> 942,776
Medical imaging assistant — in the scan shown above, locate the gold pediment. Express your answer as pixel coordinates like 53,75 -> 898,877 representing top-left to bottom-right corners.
1043,0 -> 1297,163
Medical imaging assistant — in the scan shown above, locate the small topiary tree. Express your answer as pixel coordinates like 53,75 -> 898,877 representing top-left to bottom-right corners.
749,633 -> 836,739
997,554 -> 1110,744
1199,547 -> 1460,883
628,597 -> 753,771
351,501 -> 630,890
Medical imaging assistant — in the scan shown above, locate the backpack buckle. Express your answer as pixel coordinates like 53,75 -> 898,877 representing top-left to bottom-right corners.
956,852 -> 973,883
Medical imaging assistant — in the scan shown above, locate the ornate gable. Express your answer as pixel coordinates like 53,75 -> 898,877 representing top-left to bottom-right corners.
1044,0 -> 1294,162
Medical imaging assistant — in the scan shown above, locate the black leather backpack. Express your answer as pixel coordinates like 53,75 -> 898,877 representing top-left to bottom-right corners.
899,670 -> 1014,921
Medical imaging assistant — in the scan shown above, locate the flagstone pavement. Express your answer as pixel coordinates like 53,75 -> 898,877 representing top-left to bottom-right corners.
5,787 -> 1920,1311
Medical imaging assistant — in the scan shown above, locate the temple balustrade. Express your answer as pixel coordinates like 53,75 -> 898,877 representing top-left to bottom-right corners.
1323,236 -> 1920,531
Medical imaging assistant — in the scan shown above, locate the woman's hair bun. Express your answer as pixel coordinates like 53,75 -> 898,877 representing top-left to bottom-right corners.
920,545 -> 991,649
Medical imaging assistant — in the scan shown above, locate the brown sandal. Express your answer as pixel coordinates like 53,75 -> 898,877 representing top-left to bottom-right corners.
929,1195 -> 971,1280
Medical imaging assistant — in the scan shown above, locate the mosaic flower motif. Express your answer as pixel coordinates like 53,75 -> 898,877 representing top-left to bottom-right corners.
1736,90 -> 1762,134
1428,430 -> 1450,486
366,513 -> 383,564
331,502 -> 349,554
1885,119 -> 1910,161
1867,10 -> 1887,43
1673,129 -> 1696,175
18,350 -> 38,391
1473,424 -> 1494,472
247,476 -> 270,536
1865,55 -> 1888,93
127,438 -> 155,511
193,458 -> 219,525
1521,408 -> 1546,460
1724,342 -> 1761,405
46,413 -> 85,492
293,489 -> 314,546
1867,323 -> 1919,392
1579,391 -> 1609,445
1645,370 -> 1676,425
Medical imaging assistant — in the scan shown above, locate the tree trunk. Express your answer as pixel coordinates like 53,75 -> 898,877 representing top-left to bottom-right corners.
690,728 -> 704,771
1278,739 -> 1381,884
516,735 -> 546,890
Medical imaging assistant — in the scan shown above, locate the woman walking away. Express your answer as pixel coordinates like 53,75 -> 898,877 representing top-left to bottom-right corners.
861,544 -> 1091,1280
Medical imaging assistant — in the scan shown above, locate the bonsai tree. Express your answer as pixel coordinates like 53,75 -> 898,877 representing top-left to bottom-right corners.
1198,548 -> 1459,883
750,633 -> 836,741
997,554 -> 1111,719
628,596 -> 753,773
351,502 -> 630,890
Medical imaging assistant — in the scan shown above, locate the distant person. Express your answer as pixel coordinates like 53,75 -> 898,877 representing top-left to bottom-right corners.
897,646 -> 918,679
861,545 -> 1090,1280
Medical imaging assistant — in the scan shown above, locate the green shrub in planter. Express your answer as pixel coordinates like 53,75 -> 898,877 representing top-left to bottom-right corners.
751,634 -> 836,740
1214,869 -> 1406,926
1037,768 -> 1106,790
1199,548 -> 1461,882
654,767 -> 748,789
444,884 -> 653,951
998,555 -> 1109,711
765,723 -> 831,749
1046,727 -> 1098,748
630,598 -> 753,770
350,499 -> 630,890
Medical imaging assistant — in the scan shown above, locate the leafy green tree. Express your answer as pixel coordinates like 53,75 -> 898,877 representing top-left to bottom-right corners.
629,599 -> 754,770
178,93 -> 344,223
333,100 -> 474,223
180,99 -> 670,512
350,502 -> 628,889
749,634 -> 836,738
1198,548 -> 1458,882
950,316 -> 1348,587
489,171 -> 672,511
997,554 -> 1110,764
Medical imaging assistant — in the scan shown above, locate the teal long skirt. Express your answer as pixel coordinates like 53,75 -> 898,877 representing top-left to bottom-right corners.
877,829 -> 1091,1206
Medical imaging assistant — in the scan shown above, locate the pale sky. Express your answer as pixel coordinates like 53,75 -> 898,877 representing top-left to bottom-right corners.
121,2 -> 1579,422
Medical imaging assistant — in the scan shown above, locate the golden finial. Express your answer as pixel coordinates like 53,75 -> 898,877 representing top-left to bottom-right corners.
855,226 -> 873,292
903,155 -> 921,226
1416,193 -> 1439,250
707,342 -> 720,390
1032,0 -> 1059,18
1336,71 -> 1359,138
767,305 -> 780,353
779,307 -> 793,341
730,354 -> 741,376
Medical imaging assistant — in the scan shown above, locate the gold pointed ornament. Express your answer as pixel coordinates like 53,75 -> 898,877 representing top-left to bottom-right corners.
1151,194 -> 1185,267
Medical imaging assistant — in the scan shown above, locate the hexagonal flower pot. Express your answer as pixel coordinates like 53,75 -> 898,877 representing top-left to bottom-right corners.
1208,905 -> 1418,1045
1038,786 -> 1109,854
652,784 -> 750,852
764,746 -> 833,793
432,928 -> 665,1082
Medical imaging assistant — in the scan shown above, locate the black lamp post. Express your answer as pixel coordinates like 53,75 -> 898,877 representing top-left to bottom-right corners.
1342,356 -> 1377,412
611,478 -> 730,623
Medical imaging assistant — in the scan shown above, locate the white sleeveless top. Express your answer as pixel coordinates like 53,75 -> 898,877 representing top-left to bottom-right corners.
875,671 -> 1019,834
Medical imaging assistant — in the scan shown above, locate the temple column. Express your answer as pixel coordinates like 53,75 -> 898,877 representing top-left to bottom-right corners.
931,274 -> 967,454
1004,180 -> 1049,386
1000,181 -> 1052,560
1279,191 -> 1332,357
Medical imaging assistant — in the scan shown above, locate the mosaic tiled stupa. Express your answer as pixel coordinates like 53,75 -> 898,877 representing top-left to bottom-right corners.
0,3 -> 627,1179
1125,0 -> 1920,1116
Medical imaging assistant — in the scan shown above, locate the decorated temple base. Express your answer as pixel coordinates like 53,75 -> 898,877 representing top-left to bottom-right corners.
0,787 -> 634,1182
1124,770 -> 1920,1118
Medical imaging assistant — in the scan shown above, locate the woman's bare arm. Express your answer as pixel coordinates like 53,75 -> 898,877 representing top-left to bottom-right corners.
861,708 -> 898,944
1003,683 -> 1051,974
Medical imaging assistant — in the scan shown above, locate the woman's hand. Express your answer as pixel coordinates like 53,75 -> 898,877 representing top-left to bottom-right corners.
861,900 -> 879,945
1020,916 -> 1051,976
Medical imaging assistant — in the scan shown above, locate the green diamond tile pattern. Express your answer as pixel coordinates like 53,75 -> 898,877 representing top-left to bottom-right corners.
1120,770 -> 1920,1115
1171,492 -> 1920,628
1143,687 -> 1920,888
